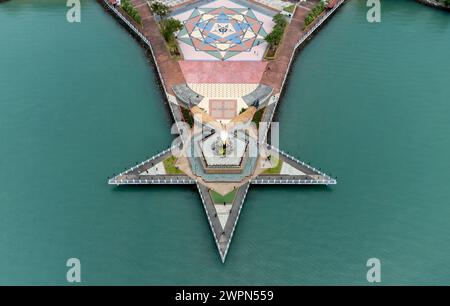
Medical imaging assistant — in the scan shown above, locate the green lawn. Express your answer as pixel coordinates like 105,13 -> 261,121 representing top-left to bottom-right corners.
163,156 -> 184,174
283,4 -> 296,14
263,157 -> 283,174
210,190 -> 237,204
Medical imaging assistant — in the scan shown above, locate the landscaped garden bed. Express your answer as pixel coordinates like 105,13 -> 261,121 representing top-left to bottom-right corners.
181,107 -> 194,127
262,156 -> 283,174
120,0 -> 141,24
252,108 -> 265,128
264,13 -> 288,60
163,155 -> 184,174
210,190 -> 237,204
304,2 -> 326,28
150,1 -> 182,58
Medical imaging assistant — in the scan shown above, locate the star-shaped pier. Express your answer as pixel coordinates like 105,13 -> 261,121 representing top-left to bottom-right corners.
108,100 -> 336,263
104,0 -> 341,262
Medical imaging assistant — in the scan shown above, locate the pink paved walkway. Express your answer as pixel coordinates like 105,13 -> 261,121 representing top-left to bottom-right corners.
179,61 -> 268,84
129,0 -> 186,94
260,0 -> 320,93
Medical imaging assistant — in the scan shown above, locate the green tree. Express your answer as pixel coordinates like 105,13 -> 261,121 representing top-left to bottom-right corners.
161,18 -> 183,42
121,0 -> 141,24
150,1 -> 170,20
265,26 -> 283,48
304,2 -> 325,27
272,13 -> 287,28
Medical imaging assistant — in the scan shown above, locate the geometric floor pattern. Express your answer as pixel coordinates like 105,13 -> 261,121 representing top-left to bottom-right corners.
177,6 -> 268,60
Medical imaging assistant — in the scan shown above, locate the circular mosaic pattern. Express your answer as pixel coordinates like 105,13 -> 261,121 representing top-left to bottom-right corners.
177,6 -> 268,60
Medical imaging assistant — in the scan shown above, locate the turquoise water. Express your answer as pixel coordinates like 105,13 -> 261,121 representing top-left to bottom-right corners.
0,0 -> 449,285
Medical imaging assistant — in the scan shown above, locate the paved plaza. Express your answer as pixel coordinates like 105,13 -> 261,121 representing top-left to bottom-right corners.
179,60 -> 267,83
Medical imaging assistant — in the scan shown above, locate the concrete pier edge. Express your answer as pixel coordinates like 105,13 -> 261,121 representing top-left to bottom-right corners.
100,0 -> 345,261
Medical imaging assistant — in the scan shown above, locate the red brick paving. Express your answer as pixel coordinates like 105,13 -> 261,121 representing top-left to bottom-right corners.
179,61 -> 268,84
130,0 -> 185,94
124,0 -> 322,95
260,0 -> 319,93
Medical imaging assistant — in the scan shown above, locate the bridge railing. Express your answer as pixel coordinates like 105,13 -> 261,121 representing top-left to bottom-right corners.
265,144 -> 337,183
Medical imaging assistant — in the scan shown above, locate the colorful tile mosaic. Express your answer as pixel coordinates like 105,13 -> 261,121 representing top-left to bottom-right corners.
177,6 -> 268,60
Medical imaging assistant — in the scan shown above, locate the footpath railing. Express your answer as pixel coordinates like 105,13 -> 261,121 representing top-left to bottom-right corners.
108,147 -> 172,182
281,0 -> 346,93
196,182 -> 223,260
103,1 -> 169,97
252,177 -> 335,184
265,144 -> 337,183
222,182 -> 250,261
103,0 -> 186,140
262,0 -> 347,140
110,177 -> 195,184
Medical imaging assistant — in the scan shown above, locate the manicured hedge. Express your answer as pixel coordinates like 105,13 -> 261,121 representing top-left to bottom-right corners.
304,2 -> 325,27
264,13 -> 288,56
121,0 -> 141,24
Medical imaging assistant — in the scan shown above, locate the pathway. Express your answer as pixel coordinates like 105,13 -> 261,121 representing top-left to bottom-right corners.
130,0 -> 185,94
260,0 -> 318,93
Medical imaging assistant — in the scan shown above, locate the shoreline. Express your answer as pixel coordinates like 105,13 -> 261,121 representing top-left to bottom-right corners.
258,0 -> 347,140
416,0 -> 450,11
96,0 -> 180,125
98,0 -> 347,129
100,0 -> 343,261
